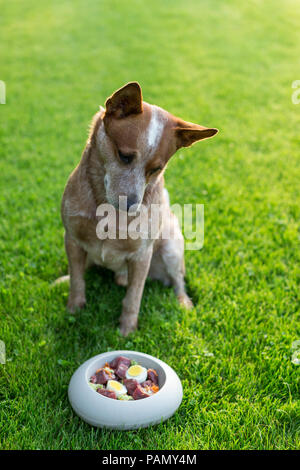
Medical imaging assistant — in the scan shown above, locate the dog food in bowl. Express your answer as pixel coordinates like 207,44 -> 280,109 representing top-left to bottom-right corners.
89,355 -> 159,400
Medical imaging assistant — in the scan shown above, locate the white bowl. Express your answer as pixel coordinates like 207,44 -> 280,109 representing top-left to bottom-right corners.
68,350 -> 183,430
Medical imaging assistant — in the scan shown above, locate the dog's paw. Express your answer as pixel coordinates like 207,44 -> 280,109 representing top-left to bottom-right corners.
119,314 -> 138,337
177,293 -> 194,310
67,295 -> 86,313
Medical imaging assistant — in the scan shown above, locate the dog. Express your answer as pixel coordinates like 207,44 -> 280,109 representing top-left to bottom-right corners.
60,82 -> 218,336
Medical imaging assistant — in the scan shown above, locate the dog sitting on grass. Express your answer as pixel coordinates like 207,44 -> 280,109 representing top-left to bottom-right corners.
60,82 -> 218,336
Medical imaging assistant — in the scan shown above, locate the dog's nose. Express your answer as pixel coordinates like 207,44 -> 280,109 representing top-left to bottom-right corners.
126,194 -> 139,212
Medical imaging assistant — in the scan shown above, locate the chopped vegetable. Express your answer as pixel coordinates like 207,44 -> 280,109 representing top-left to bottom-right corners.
89,383 -> 104,391
118,394 -> 134,401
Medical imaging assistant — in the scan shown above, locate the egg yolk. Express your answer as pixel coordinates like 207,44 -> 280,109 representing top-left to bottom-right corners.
109,380 -> 123,391
127,365 -> 143,377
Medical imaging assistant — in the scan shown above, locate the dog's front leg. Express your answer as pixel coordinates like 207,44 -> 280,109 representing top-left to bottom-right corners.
120,247 -> 153,336
65,234 -> 87,313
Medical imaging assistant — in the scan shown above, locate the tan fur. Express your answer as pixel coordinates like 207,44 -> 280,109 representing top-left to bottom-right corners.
60,82 -> 218,335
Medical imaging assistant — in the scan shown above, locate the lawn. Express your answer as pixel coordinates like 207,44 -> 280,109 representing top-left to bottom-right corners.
0,0 -> 300,450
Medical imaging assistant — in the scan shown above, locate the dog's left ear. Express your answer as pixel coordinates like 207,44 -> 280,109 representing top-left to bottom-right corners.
175,124 -> 218,149
105,82 -> 143,119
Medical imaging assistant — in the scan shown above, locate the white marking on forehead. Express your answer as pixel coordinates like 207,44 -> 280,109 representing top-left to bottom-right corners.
147,105 -> 165,153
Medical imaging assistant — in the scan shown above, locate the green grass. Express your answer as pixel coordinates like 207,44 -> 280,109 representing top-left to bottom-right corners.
1,0 -> 300,450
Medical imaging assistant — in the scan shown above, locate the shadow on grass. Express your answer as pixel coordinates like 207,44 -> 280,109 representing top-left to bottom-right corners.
50,264 -> 186,360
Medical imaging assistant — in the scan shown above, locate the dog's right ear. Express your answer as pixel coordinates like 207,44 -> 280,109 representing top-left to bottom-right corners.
105,82 -> 143,119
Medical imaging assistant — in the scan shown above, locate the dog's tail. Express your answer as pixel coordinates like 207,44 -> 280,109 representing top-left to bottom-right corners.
51,274 -> 70,287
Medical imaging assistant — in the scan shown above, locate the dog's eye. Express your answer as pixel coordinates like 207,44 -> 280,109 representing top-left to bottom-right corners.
148,167 -> 162,176
118,150 -> 134,165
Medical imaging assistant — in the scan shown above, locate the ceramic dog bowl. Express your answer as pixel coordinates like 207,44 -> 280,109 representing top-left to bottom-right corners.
68,350 -> 183,430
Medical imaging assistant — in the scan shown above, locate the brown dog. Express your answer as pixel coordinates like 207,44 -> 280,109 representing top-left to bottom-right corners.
60,82 -> 218,336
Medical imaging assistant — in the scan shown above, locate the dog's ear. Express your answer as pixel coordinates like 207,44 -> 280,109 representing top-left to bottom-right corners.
105,82 -> 143,118
175,124 -> 218,149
